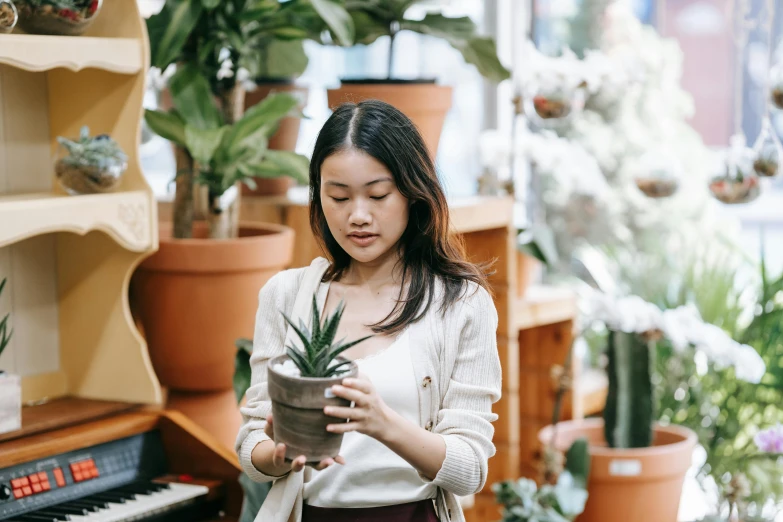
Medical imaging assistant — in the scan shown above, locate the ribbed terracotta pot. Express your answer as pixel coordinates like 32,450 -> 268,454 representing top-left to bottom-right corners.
268,354 -> 358,464
539,419 -> 697,522
327,80 -> 453,159
242,81 -> 308,197
132,221 -> 294,392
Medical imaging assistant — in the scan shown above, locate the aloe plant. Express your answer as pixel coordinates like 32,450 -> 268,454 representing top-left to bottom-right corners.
282,296 -> 372,378
0,278 -> 12,360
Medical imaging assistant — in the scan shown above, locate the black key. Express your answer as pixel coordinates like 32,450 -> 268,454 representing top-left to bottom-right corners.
113,483 -> 155,495
60,501 -> 102,512
89,491 -> 134,502
45,505 -> 90,516
29,511 -> 70,521
16,515 -> 61,522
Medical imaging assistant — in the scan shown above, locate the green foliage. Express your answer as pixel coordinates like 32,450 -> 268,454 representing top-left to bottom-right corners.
56,126 -> 127,170
493,439 -> 590,522
518,225 -> 559,266
144,66 -> 309,199
147,0 -> 354,84
282,295 -> 372,378
342,0 -> 510,82
604,330 -> 654,448
0,278 -> 12,359
233,337 -> 253,404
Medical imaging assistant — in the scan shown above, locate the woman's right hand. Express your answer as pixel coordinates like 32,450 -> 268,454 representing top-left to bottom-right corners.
254,414 -> 344,476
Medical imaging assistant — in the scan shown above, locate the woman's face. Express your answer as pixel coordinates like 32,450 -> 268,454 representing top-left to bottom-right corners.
320,148 -> 409,265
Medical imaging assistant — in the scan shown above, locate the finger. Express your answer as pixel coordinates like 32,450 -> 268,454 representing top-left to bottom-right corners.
291,455 -> 306,473
342,377 -> 373,394
334,455 -> 346,465
324,405 -> 364,420
331,384 -> 367,405
272,443 -> 286,467
326,421 -> 361,434
312,458 -> 335,471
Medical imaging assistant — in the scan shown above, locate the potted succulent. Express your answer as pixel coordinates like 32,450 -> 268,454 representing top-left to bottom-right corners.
327,0 -> 510,158
0,277 -> 20,436
13,0 -> 102,36
493,438 -> 590,522
54,126 -> 128,195
269,295 -> 371,461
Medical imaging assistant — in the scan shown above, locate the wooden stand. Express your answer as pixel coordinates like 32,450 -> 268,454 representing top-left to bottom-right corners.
238,190 -> 606,520
0,1 -> 160,405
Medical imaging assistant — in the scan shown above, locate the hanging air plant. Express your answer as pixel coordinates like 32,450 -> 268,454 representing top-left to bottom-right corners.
524,85 -> 586,127
770,63 -> 783,110
0,0 -> 17,33
752,117 -> 782,178
633,152 -> 682,199
709,134 -> 761,205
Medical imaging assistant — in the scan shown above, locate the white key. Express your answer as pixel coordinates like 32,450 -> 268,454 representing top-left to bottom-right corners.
66,482 -> 209,522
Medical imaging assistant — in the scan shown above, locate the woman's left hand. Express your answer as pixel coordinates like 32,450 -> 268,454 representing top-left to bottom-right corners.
324,373 -> 394,441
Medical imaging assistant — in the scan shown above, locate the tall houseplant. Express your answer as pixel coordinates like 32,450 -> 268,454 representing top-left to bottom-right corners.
327,0 -> 511,157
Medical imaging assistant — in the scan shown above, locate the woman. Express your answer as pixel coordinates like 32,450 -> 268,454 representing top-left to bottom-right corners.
235,100 -> 501,522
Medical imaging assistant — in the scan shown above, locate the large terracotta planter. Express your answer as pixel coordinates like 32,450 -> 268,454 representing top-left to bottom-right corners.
539,419 -> 697,522
268,354 -> 358,463
327,80 -> 453,159
132,221 -> 294,392
242,81 -> 309,197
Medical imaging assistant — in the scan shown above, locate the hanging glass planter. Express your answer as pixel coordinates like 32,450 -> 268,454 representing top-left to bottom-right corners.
0,0 -> 17,33
752,117 -> 782,178
709,135 -> 761,205
524,84 -> 586,128
770,63 -> 783,110
633,152 -> 682,199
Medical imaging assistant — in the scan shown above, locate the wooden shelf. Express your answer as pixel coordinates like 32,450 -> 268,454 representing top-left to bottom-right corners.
515,285 -> 577,330
0,191 -> 153,251
450,196 -> 514,234
0,397 -> 140,444
0,34 -> 143,74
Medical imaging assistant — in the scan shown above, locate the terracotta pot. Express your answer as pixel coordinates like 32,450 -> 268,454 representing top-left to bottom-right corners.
539,419 -> 697,522
516,251 -> 541,298
327,81 -> 453,159
242,81 -> 308,197
166,388 -> 242,450
267,354 -> 358,463
132,221 -> 294,392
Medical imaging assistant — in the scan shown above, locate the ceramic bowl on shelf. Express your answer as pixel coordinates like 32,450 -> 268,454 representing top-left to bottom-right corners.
0,0 -> 18,33
14,0 -> 102,36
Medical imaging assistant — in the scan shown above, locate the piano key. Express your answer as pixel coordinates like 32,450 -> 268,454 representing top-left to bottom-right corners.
64,499 -> 108,510
44,505 -> 90,516
28,511 -> 70,521
15,515 -> 61,522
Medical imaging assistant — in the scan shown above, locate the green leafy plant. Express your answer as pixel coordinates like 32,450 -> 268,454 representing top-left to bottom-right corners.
0,278 -> 12,361
518,224 -> 559,267
56,126 -> 127,170
343,0 -> 510,83
282,295 -> 372,378
144,0 -> 354,240
493,438 -> 590,522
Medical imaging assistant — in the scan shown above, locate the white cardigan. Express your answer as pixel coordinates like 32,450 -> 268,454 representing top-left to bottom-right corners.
235,257 -> 502,522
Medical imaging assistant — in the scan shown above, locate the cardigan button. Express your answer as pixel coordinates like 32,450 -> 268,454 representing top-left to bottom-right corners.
422,376 -> 432,388
425,421 -> 433,431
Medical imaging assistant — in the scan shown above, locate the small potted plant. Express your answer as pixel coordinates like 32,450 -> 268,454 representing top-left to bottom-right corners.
751,118 -> 781,178
0,277 -> 20,436
632,151 -> 682,199
14,0 -> 102,36
268,295 -> 372,463
0,0 -> 18,33
516,224 -> 558,298
55,126 -> 128,195
709,134 -> 761,205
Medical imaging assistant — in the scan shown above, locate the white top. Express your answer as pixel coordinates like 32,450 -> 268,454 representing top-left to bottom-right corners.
303,327 -> 438,507
235,257 -> 502,522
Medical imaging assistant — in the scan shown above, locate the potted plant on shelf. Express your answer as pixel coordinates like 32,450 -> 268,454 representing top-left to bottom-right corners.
516,224 -> 558,298
55,126 -> 127,195
327,0 -> 511,158
147,0 -> 354,197
0,277 -> 20,436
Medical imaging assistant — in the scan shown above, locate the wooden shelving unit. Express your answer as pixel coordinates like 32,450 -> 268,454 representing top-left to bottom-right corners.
0,0 -> 160,406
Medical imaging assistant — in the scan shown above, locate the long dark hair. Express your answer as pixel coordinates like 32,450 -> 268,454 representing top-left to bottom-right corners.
309,100 -> 491,335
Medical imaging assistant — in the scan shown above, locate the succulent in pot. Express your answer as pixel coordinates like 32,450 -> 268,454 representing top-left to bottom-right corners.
55,126 -> 127,195
268,295 -> 372,464
14,0 -> 102,36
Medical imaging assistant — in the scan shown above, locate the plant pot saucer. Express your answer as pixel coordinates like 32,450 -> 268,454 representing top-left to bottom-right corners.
339,78 -> 437,85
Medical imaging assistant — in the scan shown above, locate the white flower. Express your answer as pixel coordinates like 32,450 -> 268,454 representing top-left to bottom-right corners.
217,59 -> 234,80
479,130 -> 513,172
660,305 -> 703,352
146,64 -> 175,91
